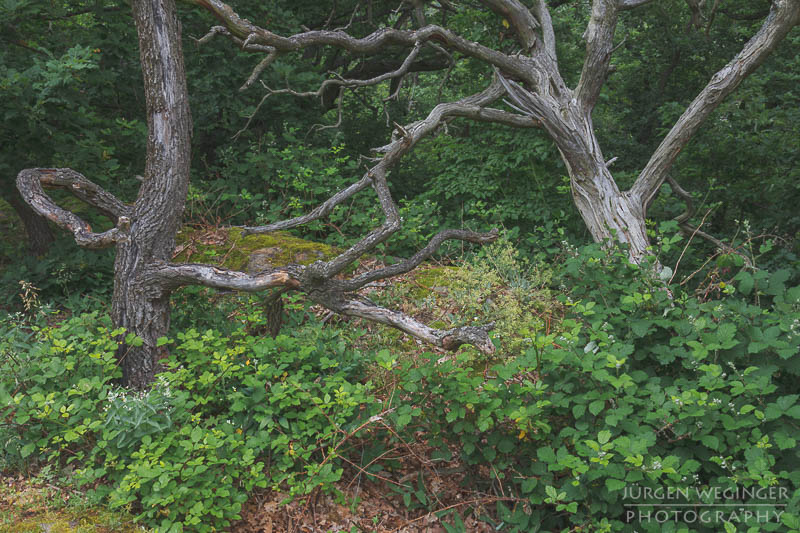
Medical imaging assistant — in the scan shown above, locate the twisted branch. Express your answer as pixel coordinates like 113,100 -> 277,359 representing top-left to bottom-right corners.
16,168 -> 131,249
180,0 -> 533,83
666,176 -> 754,268
162,78 -> 527,354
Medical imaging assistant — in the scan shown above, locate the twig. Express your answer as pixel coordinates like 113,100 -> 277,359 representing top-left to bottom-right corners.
390,496 -> 522,532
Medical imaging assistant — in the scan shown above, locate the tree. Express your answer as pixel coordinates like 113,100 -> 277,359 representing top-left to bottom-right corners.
16,0 -> 799,388
16,0 -> 498,389
178,0 -> 797,261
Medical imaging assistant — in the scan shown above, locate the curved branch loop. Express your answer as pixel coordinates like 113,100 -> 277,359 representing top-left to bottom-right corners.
16,168 -> 131,249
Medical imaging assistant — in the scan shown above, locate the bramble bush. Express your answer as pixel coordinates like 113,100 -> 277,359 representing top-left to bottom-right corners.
358,242 -> 800,532
0,307 -> 377,532
1,240 -> 799,532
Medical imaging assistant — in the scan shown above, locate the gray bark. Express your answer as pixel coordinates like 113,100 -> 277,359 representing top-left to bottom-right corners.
16,0 -> 799,388
191,0 -> 799,263
111,0 -> 193,388
16,0 -> 506,388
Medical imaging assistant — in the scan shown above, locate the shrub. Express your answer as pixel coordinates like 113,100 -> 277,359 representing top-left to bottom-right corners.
1,310 -> 376,532
377,243 -> 800,532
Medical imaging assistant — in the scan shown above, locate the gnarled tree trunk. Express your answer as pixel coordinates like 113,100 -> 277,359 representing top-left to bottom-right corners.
19,0 -> 798,388
17,0 -> 499,389
111,0 -> 192,388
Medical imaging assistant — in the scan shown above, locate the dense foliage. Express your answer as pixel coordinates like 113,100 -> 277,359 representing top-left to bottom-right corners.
2,242 -> 799,532
2,0 -> 799,531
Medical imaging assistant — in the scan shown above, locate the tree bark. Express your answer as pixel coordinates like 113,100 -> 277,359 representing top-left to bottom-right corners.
16,0 -> 508,389
112,0 -> 192,388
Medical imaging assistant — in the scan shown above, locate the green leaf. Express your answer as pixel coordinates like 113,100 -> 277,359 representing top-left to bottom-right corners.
20,443 -> 36,458
786,405 -> 800,419
589,400 -> 605,416
736,271 -> 754,295
630,320 -> 651,338
700,435 -> 719,450
774,431 -> 796,450
537,447 -> 556,464
782,512 -> 800,529
156,336 -> 171,347
605,478 -> 626,492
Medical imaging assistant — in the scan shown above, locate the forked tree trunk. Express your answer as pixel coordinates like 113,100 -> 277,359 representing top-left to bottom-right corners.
550,108 -> 651,262
20,0 -> 797,388
569,167 -> 650,262
112,0 -> 192,388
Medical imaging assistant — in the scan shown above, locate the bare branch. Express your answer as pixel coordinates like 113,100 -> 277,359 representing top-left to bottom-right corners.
194,24 -> 230,45
179,0 -> 532,82
242,79 -> 536,236
575,0 -> 620,111
240,48 -> 280,91
151,262 -> 302,291
307,86 -> 346,136
306,85 -> 519,281
330,297 -> 496,354
16,168 -> 130,249
630,0 -> 800,208
341,228 -> 500,291
193,24 -> 274,52
156,248 -> 499,354
534,0 -> 558,62
618,0 -> 656,10
234,41 -> 427,136
666,176 -> 754,268
240,171 -> 374,235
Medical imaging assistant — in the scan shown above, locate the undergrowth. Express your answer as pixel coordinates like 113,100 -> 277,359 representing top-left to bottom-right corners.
1,240 -> 799,532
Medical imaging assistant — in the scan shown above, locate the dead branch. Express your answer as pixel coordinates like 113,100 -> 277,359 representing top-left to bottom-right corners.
666,176 -> 754,268
630,0 -> 800,209
340,228 -> 499,291
180,0 -> 533,82
16,168 -> 131,249
576,0 -> 620,111
240,79 -> 537,237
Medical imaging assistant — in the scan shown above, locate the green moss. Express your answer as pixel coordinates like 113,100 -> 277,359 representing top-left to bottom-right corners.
0,478 -> 147,533
172,227 -> 339,270
3,509 -> 146,533
400,266 -> 459,300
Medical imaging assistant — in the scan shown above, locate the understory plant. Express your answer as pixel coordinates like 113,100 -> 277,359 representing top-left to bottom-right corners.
0,308 -> 376,532
1,241 -> 798,532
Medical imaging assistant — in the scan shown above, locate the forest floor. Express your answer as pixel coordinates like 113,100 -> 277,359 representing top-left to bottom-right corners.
1,221 -> 514,532
1,462 -> 503,533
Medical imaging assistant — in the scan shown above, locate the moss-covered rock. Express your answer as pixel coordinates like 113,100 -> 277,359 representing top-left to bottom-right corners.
172,227 -> 339,271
